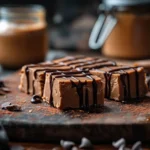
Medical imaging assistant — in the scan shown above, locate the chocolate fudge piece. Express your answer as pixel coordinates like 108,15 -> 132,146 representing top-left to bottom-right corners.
90,66 -> 148,102
19,63 -> 72,96
43,71 -> 104,109
53,56 -> 116,71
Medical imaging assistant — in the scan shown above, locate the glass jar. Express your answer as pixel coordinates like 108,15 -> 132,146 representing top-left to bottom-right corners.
0,5 -> 48,69
89,0 -> 150,59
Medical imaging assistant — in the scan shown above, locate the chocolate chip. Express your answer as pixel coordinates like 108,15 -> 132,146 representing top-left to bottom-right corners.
60,140 -> 75,150
112,138 -> 126,148
131,141 -> 142,150
31,95 -> 42,104
11,145 -> 24,150
79,137 -> 93,149
1,102 -> 21,111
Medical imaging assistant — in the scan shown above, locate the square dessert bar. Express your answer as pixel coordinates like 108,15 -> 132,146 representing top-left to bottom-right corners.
19,62 -> 72,96
90,66 -> 148,102
53,55 -> 116,71
43,71 -> 104,109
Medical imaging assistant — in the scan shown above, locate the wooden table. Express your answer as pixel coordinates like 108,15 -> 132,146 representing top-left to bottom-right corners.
1,50 -> 150,149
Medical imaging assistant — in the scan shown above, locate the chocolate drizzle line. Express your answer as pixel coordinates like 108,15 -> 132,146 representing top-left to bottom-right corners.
104,66 -> 139,102
24,63 -> 69,94
58,56 -> 116,71
49,71 -> 98,109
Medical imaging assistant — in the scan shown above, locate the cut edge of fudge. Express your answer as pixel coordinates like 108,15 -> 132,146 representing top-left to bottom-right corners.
18,62 -> 73,96
90,66 -> 148,102
42,71 -> 104,109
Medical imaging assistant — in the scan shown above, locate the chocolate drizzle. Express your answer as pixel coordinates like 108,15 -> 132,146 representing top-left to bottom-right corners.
24,63 -> 70,94
57,56 -> 116,71
104,66 -> 139,102
48,71 -> 98,109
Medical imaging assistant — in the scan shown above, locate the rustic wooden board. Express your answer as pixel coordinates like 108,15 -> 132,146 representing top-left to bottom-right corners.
0,73 -> 150,143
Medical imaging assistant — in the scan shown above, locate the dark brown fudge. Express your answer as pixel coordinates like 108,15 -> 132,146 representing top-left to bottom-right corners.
19,62 -> 73,96
90,66 -> 148,102
43,71 -> 104,109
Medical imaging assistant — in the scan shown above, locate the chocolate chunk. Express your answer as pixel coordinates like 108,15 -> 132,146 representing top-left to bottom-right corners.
60,140 -> 75,150
31,95 -> 42,104
11,145 -> 24,150
112,138 -> 126,148
79,137 -> 93,149
1,102 -> 21,111
131,141 -> 142,150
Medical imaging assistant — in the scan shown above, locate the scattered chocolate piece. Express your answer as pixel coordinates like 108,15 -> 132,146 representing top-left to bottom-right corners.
0,124 -> 10,150
112,138 -> 126,148
11,145 -> 24,150
31,95 -> 42,104
79,137 -> 93,149
1,102 -> 21,111
131,141 -> 142,150
60,140 -> 75,150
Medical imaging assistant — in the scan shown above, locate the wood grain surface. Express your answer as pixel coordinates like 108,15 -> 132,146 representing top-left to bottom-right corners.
0,73 -> 150,143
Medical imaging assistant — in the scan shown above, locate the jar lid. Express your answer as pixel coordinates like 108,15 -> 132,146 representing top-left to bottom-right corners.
101,0 -> 150,12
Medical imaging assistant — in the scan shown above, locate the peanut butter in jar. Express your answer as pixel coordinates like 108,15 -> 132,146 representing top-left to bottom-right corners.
89,0 -> 150,59
0,5 -> 48,69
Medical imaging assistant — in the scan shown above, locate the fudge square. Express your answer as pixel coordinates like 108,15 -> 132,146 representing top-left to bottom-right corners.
19,62 -> 72,96
90,66 -> 148,102
43,71 -> 104,109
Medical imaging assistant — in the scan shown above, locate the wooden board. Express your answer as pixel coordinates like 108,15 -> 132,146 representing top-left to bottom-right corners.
0,73 -> 150,143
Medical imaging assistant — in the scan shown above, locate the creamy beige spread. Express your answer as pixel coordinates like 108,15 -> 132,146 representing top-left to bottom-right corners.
103,13 -> 150,59
0,21 -> 48,69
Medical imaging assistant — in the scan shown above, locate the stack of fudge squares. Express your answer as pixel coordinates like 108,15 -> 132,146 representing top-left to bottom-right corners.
19,56 -> 148,110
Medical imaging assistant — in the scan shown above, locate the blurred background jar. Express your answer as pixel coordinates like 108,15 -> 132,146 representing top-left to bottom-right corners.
89,0 -> 150,59
0,5 -> 48,69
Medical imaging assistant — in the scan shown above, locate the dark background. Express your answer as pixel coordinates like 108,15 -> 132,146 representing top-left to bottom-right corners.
0,0 -> 100,50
